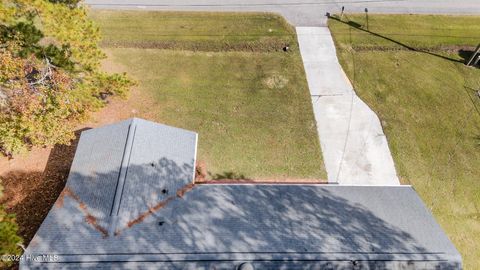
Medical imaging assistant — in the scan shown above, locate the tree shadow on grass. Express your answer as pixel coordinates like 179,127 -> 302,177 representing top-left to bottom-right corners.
208,171 -> 251,181
329,15 -> 464,64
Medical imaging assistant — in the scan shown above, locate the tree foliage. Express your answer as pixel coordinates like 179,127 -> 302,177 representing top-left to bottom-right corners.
0,185 -> 22,268
0,0 -> 133,155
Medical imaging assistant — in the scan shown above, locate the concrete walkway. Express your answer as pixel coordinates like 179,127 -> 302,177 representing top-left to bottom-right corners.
297,27 -> 399,185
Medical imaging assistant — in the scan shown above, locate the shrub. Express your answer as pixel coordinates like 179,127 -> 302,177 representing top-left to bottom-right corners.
0,186 -> 22,268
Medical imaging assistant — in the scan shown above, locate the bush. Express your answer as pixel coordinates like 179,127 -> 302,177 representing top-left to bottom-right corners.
0,186 -> 22,268
48,0 -> 81,8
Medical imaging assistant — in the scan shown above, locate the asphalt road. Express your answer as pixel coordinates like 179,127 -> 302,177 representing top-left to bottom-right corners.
85,0 -> 480,26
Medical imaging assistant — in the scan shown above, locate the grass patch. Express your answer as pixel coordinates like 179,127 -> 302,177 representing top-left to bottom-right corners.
329,14 -> 480,269
91,10 -> 326,179
329,14 -> 480,49
90,10 -> 296,52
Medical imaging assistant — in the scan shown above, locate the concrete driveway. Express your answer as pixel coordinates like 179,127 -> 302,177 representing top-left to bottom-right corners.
297,27 -> 399,185
86,0 -> 480,26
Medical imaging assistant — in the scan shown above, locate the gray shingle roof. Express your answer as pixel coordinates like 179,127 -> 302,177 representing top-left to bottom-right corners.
21,119 -> 461,270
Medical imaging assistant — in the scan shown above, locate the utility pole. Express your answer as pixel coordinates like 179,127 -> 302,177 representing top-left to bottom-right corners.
364,8 -> 369,31
466,43 -> 480,67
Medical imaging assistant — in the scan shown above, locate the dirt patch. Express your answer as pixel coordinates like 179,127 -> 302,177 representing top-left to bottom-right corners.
263,74 -> 289,89
100,39 -> 294,53
194,161 -> 207,183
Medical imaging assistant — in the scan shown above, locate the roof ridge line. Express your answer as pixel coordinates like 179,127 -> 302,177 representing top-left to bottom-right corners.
108,119 -> 138,237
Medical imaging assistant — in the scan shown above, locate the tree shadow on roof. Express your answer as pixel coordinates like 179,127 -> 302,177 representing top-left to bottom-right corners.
22,158 -> 461,269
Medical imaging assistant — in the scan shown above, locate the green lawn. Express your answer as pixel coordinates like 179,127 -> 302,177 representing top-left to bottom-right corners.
90,10 -> 296,52
329,14 -> 480,49
329,14 -> 480,269
91,11 -> 326,179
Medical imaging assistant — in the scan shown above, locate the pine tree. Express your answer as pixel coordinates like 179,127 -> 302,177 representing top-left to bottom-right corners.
0,0 -> 133,155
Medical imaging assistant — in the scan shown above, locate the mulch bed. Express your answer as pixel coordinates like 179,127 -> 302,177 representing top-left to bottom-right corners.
0,135 -> 80,245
